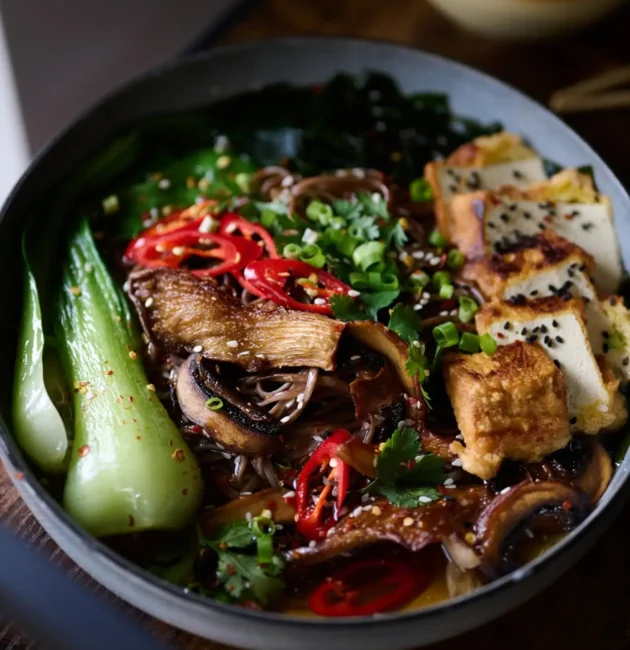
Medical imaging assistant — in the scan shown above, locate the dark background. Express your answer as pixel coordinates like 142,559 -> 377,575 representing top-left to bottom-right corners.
2,0 -> 630,648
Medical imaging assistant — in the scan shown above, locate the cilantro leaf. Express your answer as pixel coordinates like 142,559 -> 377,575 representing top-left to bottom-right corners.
332,199 -> 362,220
383,220 -> 408,249
377,485 -> 442,508
254,199 -> 289,215
405,341 -> 429,384
376,427 -> 420,483
330,294 -> 367,322
206,520 -> 254,549
388,303 -> 421,344
217,550 -> 285,606
401,454 -> 447,485
357,191 -> 388,219
360,290 -> 400,320
351,215 -> 380,240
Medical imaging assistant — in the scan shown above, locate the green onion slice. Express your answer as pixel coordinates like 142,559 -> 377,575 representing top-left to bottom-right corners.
459,332 -> 480,354
205,397 -> 223,411
433,321 -> 460,348
458,296 -> 478,323
480,333 -> 498,355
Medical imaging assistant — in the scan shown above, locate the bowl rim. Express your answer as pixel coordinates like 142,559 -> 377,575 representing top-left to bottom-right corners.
1,35 -> 629,632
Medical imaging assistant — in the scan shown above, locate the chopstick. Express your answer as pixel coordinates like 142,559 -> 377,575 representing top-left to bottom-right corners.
550,65 -> 630,114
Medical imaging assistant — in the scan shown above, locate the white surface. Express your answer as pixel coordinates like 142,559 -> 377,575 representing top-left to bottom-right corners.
0,0 -> 243,202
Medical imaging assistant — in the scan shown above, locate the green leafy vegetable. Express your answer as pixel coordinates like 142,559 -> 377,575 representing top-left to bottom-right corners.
360,290 -> 400,320
409,178 -> 433,203
55,219 -> 202,537
405,341 -> 430,385
369,427 -> 446,507
388,304 -> 421,344
330,294 -> 367,322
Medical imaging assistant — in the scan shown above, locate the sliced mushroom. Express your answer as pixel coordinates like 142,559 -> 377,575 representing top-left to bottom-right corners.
576,439 -> 613,504
176,355 -> 280,456
287,487 -> 489,567
200,488 -> 295,537
335,437 -> 378,478
349,359 -> 404,419
474,480 -> 590,577
445,562 -> 484,599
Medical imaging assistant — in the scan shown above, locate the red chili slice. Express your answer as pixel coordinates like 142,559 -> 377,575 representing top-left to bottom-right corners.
308,558 -> 432,617
243,259 -> 352,315
128,218 -> 262,277
296,429 -> 352,540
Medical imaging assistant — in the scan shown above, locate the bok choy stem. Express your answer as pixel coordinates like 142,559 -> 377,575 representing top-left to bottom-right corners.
56,218 -> 202,537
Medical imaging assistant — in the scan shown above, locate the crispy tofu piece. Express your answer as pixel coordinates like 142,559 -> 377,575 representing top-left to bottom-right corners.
443,342 -> 570,480
499,169 -> 600,204
424,132 -> 546,237
601,296 -> 630,381
465,232 -> 629,380
476,297 -> 627,434
449,185 -> 621,294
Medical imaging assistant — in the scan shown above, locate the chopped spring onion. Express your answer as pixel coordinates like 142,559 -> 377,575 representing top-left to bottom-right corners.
459,332 -> 480,354
352,241 -> 385,271
306,200 -> 334,226
458,296 -> 478,323
234,172 -> 251,193
480,333 -> 498,356
261,209 -> 277,228
432,270 -> 451,289
300,244 -> 326,268
283,243 -> 302,260
101,194 -> 119,215
328,216 -> 346,231
428,230 -> 448,248
409,177 -> 433,203
348,223 -> 366,241
409,271 -> 431,289
433,321 -> 460,348
446,249 -> 465,269
206,397 -> 223,411
439,283 -> 454,299
251,515 -> 276,538
349,271 -> 399,292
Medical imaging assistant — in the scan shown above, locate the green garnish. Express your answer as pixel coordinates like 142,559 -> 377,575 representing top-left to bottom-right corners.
458,296 -> 478,323
433,321 -> 460,348
352,241 -> 385,271
459,332 -> 480,354
428,230 -> 448,248
329,294 -> 367,322
282,243 -> 302,259
446,248 -> 465,269
409,177 -> 433,203
299,243 -> 326,268
480,333 -> 498,355
432,270 -> 451,289
206,397 -> 223,411
306,200 -> 334,226
439,283 -> 454,299
388,303 -> 422,344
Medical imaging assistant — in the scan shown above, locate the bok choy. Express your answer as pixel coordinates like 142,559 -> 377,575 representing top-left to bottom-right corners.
55,218 -> 202,537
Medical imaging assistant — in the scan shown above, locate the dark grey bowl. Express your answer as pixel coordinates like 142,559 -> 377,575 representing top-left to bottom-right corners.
1,38 -> 629,650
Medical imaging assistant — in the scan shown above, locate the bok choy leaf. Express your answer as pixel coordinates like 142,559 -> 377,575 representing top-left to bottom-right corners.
56,218 -> 202,537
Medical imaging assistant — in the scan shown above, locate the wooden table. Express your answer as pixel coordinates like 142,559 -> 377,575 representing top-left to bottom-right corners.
3,1 -> 630,648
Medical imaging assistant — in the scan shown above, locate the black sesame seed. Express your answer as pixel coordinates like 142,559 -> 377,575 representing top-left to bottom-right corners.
538,223 -> 546,230
570,417 -> 577,425
488,222 -> 496,229
552,320 -> 559,328
568,269 -> 575,278
533,326 -> 540,333
553,359 -> 561,368
540,325 -> 548,333
610,296 -> 616,306
449,184 -> 458,193
504,321 -> 511,330
509,204 -> 517,212
548,284 -> 558,293
555,336 -> 564,344
530,290 -> 539,296
581,222 -> 594,231
623,357 -> 629,366
467,171 -> 481,189
509,294 -> 527,305
521,327 -> 528,335
512,170 -> 525,180
523,211 -> 532,220
578,264 -> 586,272
526,335 -> 538,343
571,210 -> 581,218
446,169 -> 456,177
602,330 -> 609,339
544,335 -> 551,345
603,343 -> 610,353
500,213 -> 509,223
562,293 -> 572,302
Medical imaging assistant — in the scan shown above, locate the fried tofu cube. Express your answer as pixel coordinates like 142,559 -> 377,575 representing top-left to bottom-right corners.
424,132 -> 546,237
465,232 -> 630,380
448,176 -> 621,294
601,296 -> 630,381
476,297 -> 627,434
443,342 -> 570,480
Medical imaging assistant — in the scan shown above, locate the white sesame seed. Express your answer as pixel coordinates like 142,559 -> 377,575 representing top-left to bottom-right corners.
237,350 -> 250,357
439,310 -> 448,316
329,458 -> 338,468
348,289 -> 361,297
308,540 -> 317,548
149,207 -> 159,218
425,369 -> 431,377
419,496 -> 433,503
255,353 -> 265,359
412,340 -> 421,348
411,250 -> 426,260
172,246 -> 185,256
226,340 -> 239,348
455,434 -> 464,440
374,414 -> 386,421
397,420 -> 407,429
403,517 -> 414,527
413,304 -> 424,311
312,435 -> 324,443
598,404 -> 609,412
420,299 -> 429,306
350,355 -> 361,361
313,298 -> 327,305
214,135 -> 230,152
450,310 -> 458,316
444,478 -> 454,486
198,215 -> 219,234
193,345 -> 203,353
422,292 -> 431,299
430,258 -> 441,266
245,512 -> 253,522
403,419 -> 415,427
451,458 -> 463,467
500,486 -> 511,494
361,493 -> 370,503
280,416 -> 291,424
352,506 -> 364,517
123,281 -> 130,292
280,175 -> 294,188
144,297 -> 154,308
302,228 -> 319,245
444,484 -> 456,489
362,505 -> 372,512
525,529 -> 534,539
285,400 -> 295,409
296,392 -> 305,402
284,490 -> 295,499
157,178 -> 171,189
371,506 -> 382,516
352,168 -> 366,178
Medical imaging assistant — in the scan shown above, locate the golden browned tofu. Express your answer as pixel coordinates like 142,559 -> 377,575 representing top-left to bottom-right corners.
476,297 -> 627,434
601,296 -> 630,381
423,132 -> 546,237
443,342 -> 570,480
463,231 -> 594,300
500,169 -> 600,204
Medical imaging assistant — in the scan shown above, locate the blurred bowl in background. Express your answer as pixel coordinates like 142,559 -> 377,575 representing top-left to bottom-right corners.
426,0 -> 627,40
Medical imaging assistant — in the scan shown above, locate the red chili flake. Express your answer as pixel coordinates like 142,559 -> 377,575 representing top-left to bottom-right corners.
128,515 -> 135,527
562,500 -> 572,510
77,445 -> 90,457
440,298 -> 456,310
489,196 -> 502,206
106,370 -> 114,376
14,472 -> 24,480
267,500 -> 278,511
437,485 -> 449,496
407,460 -> 416,470
407,396 -> 417,406
128,396 -> 134,402
496,332 -> 506,339
190,425 -> 203,434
